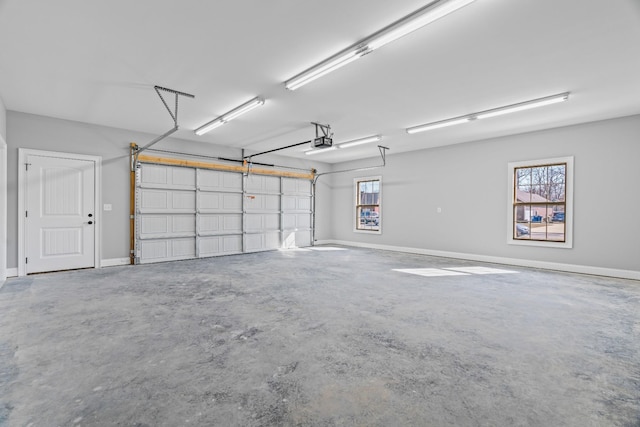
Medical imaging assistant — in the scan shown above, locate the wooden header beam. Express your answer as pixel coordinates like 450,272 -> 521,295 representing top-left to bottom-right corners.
135,153 -> 315,181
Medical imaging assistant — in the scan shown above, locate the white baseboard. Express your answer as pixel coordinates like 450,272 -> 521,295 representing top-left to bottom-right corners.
5,259 -> 130,278
315,240 -> 640,281
101,258 -> 131,267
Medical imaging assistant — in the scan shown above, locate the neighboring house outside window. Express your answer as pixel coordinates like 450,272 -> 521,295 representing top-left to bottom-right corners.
508,157 -> 573,248
355,177 -> 381,233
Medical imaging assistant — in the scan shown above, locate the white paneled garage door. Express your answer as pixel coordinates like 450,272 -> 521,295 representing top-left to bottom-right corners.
135,162 -> 312,264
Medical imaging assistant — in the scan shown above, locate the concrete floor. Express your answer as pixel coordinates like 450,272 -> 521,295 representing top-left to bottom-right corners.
0,246 -> 639,426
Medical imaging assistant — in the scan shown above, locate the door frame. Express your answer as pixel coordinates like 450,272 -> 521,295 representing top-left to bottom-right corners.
17,148 -> 102,276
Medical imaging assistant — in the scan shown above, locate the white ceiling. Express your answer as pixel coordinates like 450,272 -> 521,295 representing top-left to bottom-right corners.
1,0 -> 639,163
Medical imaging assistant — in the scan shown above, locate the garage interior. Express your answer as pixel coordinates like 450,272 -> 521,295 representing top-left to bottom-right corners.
1,0 -> 639,426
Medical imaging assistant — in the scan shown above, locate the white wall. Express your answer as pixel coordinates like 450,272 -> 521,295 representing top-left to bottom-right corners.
328,115 -> 640,278
6,111 -> 332,270
0,95 -> 6,283
0,95 -> 6,141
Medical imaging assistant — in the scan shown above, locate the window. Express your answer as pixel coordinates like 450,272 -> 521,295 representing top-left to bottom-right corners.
355,177 -> 381,233
508,157 -> 573,248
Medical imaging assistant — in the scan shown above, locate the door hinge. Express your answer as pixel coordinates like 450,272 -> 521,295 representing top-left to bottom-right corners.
25,257 -> 28,264
25,163 -> 31,171
25,210 -> 28,218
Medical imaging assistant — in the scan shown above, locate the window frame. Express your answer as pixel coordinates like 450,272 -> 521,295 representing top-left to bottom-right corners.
354,176 -> 382,234
507,157 -> 573,248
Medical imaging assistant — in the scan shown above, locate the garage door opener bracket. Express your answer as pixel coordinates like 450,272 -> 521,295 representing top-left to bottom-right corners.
131,85 -> 195,171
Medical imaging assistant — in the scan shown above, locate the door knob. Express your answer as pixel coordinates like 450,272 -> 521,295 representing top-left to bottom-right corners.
88,213 -> 93,217
86,221 -> 93,225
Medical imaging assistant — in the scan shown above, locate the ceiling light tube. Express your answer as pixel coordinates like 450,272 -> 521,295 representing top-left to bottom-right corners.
337,135 -> 382,148
407,117 -> 471,134
475,92 -> 570,120
285,48 -> 368,91
284,0 -> 475,91
194,118 -> 225,135
304,146 -> 338,155
195,97 -> 265,136
367,0 -> 477,51
406,92 -> 571,135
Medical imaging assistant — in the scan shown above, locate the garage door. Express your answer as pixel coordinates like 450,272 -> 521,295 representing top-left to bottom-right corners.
134,161 -> 312,264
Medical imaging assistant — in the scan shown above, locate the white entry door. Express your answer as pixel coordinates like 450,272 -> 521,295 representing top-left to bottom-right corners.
24,153 -> 96,273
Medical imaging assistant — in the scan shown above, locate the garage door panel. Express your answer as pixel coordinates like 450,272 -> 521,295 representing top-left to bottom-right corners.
283,213 -> 311,230
198,170 -> 242,192
245,194 -> 279,212
199,235 -> 242,257
245,232 -> 280,252
282,178 -> 311,195
199,192 -> 243,213
245,213 -> 280,232
139,164 -> 196,190
139,214 -> 195,238
282,195 -> 311,211
138,189 -> 196,213
282,230 -> 312,249
245,175 -> 280,193
199,214 -> 242,235
138,238 -> 196,264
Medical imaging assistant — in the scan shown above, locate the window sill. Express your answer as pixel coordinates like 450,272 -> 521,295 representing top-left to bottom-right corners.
508,238 -> 572,249
353,228 -> 382,235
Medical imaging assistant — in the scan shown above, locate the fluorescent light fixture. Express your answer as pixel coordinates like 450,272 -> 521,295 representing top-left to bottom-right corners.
407,117 -> 470,134
367,0 -> 476,51
195,97 -> 265,135
304,146 -> 338,155
337,135 -> 382,148
475,92 -> 570,120
285,48 -> 367,91
406,92 -> 571,134
284,0 -> 475,90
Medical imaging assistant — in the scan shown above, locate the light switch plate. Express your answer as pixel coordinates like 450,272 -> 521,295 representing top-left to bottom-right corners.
104,204 -> 112,211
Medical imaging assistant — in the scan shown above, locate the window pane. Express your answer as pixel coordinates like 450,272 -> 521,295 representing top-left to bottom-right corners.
529,221 -> 547,241
548,205 -> 565,241
516,186 -> 531,202
516,168 -> 531,186
530,185 -> 548,201
548,164 -> 565,202
359,180 -> 379,205
531,166 -> 547,186
357,206 -> 380,231
515,221 -> 530,240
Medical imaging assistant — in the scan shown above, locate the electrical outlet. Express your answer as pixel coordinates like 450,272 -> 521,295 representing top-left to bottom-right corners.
437,207 -> 442,213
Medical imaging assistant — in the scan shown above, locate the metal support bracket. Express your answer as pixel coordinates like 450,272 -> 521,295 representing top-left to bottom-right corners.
312,122 -> 332,139
154,85 -> 195,127
130,85 -> 195,171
